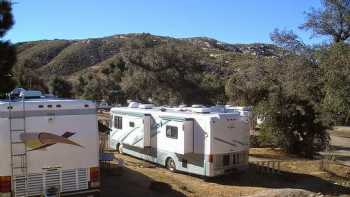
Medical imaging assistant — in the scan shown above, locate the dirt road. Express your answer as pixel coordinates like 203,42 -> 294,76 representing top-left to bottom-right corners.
101,153 -> 263,197
100,152 -> 350,197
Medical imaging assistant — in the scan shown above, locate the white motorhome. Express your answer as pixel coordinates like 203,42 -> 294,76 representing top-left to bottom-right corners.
0,90 -> 100,197
109,103 -> 250,177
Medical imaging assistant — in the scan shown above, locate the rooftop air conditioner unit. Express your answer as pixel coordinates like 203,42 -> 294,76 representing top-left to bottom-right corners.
191,104 -> 204,108
139,104 -> 154,109
128,102 -> 139,108
192,107 -> 211,113
19,90 -> 43,98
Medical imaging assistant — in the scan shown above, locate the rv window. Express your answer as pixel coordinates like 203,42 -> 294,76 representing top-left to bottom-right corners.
166,126 -> 178,139
114,116 -> 123,129
129,122 -> 135,127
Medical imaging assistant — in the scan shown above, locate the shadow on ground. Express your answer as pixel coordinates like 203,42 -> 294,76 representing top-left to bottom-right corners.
206,164 -> 350,196
101,164 -> 185,197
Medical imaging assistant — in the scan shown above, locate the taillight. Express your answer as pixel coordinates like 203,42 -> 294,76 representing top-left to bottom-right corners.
0,176 -> 11,193
89,167 -> 100,188
208,154 -> 213,163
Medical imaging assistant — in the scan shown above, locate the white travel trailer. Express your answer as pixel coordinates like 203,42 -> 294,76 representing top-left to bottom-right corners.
0,90 -> 100,197
109,103 -> 250,177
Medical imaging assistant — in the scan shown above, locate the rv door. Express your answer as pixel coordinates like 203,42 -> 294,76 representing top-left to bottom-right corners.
183,119 -> 194,154
143,115 -> 151,147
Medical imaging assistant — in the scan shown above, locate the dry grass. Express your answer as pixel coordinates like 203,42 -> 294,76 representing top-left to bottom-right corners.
249,148 -> 301,160
250,148 -> 350,178
331,126 -> 350,138
251,148 -> 350,193
101,153 -> 265,197
325,162 -> 350,178
99,151 -> 350,197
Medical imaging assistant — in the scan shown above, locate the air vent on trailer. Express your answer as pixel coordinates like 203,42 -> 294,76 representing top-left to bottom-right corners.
128,102 -> 139,108
19,90 -> 43,99
191,105 -> 211,113
138,104 -> 154,109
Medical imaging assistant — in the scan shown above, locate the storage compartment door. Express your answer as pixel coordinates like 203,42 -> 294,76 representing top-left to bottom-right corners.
183,119 -> 194,154
143,115 -> 151,147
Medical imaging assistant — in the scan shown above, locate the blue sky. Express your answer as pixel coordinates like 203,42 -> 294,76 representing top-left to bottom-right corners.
4,0 -> 324,44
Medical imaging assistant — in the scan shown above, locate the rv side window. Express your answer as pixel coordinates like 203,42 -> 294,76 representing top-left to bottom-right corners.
129,122 -> 135,127
114,116 -> 123,129
166,126 -> 178,139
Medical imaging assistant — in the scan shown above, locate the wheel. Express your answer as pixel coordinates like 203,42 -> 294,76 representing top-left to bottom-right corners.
166,158 -> 176,172
117,144 -> 124,154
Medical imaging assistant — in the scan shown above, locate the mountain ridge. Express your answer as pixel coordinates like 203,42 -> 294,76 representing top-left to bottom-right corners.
14,33 -> 280,84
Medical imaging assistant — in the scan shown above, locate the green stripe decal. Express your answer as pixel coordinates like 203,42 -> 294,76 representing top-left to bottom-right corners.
121,127 -> 140,142
112,110 -> 146,117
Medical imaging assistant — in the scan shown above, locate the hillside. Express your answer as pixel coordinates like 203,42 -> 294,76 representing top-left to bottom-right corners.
14,33 -> 280,104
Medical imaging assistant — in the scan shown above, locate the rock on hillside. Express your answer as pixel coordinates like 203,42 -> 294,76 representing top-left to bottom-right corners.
184,37 -> 278,56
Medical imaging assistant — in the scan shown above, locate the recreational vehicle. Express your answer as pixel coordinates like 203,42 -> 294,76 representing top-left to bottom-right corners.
109,103 -> 250,177
0,90 -> 100,197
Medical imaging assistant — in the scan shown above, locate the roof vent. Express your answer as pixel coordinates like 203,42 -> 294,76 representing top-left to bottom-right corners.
191,104 -> 204,108
10,88 -> 26,96
128,102 -> 139,108
19,90 -> 43,99
192,107 -> 211,113
139,104 -> 154,109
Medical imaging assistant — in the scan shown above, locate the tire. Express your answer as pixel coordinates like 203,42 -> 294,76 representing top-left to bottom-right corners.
117,143 -> 124,154
166,158 -> 176,172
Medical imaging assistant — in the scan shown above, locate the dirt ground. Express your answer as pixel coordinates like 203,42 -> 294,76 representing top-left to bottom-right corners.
328,126 -> 350,165
100,150 -> 350,197
98,114 -> 350,196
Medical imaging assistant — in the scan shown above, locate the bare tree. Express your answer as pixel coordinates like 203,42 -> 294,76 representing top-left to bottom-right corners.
270,29 -> 307,53
300,0 -> 350,42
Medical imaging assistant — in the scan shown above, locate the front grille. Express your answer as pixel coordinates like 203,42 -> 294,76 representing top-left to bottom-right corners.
45,170 -> 60,192
232,154 -> 237,164
14,176 -> 26,197
77,168 -> 88,190
223,155 -> 230,166
13,168 -> 89,196
27,173 -> 43,196
62,169 -> 77,192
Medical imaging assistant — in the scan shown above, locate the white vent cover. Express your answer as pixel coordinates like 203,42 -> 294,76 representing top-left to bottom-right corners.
191,104 -> 204,108
128,102 -> 139,108
139,104 -> 154,109
192,107 -> 211,113
19,90 -> 43,98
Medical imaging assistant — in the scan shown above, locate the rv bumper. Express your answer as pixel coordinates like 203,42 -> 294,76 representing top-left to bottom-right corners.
61,189 -> 100,197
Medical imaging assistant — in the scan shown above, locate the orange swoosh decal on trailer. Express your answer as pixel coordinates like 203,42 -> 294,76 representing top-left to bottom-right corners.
20,132 -> 84,151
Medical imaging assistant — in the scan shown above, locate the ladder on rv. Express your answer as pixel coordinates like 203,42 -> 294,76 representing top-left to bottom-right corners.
9,96 -> 29,197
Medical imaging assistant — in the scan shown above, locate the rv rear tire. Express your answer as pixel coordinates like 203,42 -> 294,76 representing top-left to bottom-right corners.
166,157 -> 176,172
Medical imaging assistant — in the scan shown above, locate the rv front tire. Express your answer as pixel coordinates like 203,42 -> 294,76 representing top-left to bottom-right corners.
117,143 -> 124,154
166,157 -> 176,172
